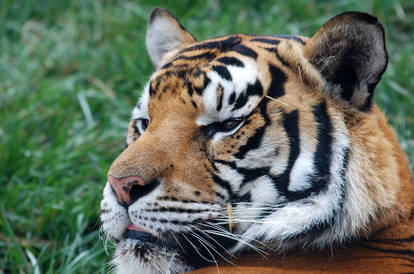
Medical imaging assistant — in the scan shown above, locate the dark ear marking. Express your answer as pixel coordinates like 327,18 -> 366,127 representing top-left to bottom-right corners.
304,11 -> 388,111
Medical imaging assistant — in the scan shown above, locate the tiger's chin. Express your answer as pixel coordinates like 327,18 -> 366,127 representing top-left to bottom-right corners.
112,237 -> 192,274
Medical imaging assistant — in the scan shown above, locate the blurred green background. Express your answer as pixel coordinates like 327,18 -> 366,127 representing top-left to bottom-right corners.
1,0 -> 413,272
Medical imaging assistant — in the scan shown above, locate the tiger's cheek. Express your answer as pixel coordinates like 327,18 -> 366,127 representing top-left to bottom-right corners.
164,162 -> 218,201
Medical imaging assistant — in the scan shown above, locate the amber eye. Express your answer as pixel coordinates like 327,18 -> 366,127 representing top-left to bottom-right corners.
222,119 -> 243,131
202,118 -> 244,138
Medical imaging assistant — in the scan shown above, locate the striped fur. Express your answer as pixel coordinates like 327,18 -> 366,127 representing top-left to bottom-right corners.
100,8 -> 414,274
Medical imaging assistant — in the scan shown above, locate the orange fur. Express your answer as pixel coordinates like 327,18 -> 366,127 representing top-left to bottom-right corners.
102,9 -> 414,273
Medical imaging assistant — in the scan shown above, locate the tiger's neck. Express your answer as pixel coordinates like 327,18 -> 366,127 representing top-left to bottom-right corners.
368,106 -> 414,238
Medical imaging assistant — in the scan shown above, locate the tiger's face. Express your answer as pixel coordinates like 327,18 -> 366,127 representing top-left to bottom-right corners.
100,8 -> 394,273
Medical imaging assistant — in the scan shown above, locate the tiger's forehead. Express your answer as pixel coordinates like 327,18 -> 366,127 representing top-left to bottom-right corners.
134,34 -> 308,122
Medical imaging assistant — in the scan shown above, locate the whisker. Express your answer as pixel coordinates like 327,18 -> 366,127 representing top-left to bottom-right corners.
198,222 -> 269,256
207,221 -> 271,250
187,230 -> 220,266
265,95 -> 290,106
169,231 -> 186,254
202,228 -> 268,257
187,224 -> 236,259
200,221 -> 266,246
213,218 -> 276,225
180,232 -> 217,263
183,227 -> 230,271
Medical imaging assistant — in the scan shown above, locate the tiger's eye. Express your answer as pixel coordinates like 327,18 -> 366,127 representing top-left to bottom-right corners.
222,119 -> 242,131
141,119 -> 149,131
202,118 -> 244,138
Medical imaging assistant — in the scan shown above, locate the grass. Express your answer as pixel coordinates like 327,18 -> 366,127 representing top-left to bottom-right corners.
1,0 -> 413,272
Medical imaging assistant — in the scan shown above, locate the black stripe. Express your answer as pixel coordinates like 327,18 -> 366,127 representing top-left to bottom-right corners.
212,65 -> 232,81
184,80 -> 194,96
211,174 -> 232,197
216,56 -> 244,67
261,47 -> 277,53
175,70 -> 187,80
275,47 -> 291,68
214,159 -> 269,187
214,191 -> 227,200
216,84 -> 224,111
270,34 -> 306,45
228,91 -> 236,105
194,71 -> 211,96
232,191 -> 251,204
246,79 -> 263,97
336,147 -> 350,223
149,82 -> 156,96
250,38 -> 280,45
234,100 -> 271,159
267,64 -> 286,99
175,51 -> 216,61
370,235 -> 414,244
232,79 -> 263,111
286,217 -> 336,240
145,207 -> 211,214
359,244 -> 414,257
278,112 -> 347,239
274,102 -> 333,200
161,51 -> 216,69
282,148 -> 349,240
271,110 -> 300,198
282,110 -> 301,176
306,100 -> 333,193
234,125 -> 265,159
180,36 -> 241,53
231,44 -> 258,59
232,94 -> 248,111
288,155 -> 347,240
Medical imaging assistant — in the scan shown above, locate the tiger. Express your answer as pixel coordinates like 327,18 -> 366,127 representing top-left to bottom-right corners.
100,7 -> 414,274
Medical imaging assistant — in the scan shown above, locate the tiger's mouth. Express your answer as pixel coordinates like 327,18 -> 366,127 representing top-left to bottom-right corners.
122,225 -> 181,254
118,221 -> 240,270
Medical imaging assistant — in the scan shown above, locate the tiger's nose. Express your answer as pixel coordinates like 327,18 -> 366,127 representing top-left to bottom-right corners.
108,175 -> 146,206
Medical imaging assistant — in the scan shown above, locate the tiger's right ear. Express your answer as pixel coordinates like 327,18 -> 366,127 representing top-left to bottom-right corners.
146,8 -> 197,69
303,12 -> 388,111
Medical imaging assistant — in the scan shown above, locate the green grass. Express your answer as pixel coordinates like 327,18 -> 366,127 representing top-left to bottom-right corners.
1,0 -> 413,272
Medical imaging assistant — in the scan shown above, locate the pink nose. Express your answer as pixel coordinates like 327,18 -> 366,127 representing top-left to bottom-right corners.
108,175 -> 146,205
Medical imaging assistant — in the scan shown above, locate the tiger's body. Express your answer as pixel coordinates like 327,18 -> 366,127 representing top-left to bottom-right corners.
100,8 -> 414,273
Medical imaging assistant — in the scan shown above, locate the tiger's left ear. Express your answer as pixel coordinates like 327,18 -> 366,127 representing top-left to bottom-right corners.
146,8 -> 197,69
303,11 -> 388,111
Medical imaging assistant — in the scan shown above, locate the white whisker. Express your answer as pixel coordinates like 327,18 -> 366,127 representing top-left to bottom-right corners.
187,224 -> 237,260
198,222 -> 269,256
180,233 -> 217,263
169,231 -> 186,254
183,228 -> 225,272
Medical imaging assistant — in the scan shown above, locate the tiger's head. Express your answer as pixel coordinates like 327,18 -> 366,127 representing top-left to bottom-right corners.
100,8 -> 411,273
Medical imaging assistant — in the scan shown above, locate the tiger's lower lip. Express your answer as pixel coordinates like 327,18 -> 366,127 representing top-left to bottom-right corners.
127,223 -> 148,232
122,229 -> 181,253
123,229 -> 154,242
